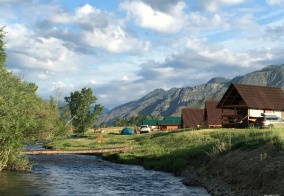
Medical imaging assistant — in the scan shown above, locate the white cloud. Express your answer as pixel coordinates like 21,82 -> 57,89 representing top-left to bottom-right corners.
200,0 -> 244,12
5,24 -> 79,72
76,4 -> 97,16
38,71 -> 50,80
233,14 -> 259,30
49,8 -> 72,24
90,80 -> 98,84
187,12 -> 230,31
69,4 -> 150,53
219,0 -> 244,4
74,4 -> 107,29
99,94 -> 108,99
181,38 -> 255,68
5,2 -> 150,55
121,76 -> 129,81
267,0 -> 284,5
52,81 -> 68,88
264,22 -> 284,41
120,0 -> 185,33
82,25 -> 150,53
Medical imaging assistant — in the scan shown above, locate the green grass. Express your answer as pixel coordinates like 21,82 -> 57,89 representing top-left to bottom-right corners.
46,127 -> 284,174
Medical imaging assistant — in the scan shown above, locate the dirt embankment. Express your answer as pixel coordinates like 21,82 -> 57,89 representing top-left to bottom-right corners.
181,143 -> 284,196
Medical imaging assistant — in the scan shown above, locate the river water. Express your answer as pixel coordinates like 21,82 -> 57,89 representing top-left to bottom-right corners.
0,154 -> 209,196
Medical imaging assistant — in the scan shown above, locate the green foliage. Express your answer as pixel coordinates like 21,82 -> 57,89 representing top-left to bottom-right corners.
49,97 -> 70,139
0,68 -> 64,170
0,28 -> 61,171
64,87 -> 103,134
0,27 -> 6,69
99,122 -> 107,128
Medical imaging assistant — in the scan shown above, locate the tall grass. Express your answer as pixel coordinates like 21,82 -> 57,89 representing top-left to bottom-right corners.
48,127 -> 284,174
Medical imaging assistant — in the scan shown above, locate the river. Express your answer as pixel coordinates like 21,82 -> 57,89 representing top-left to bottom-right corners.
0,153 -> 209,196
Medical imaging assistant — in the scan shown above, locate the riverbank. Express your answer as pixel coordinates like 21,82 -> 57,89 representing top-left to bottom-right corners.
181,142 -> 284,195
46,128 -> 284,195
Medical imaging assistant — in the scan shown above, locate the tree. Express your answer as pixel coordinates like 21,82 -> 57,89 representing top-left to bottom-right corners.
0,27 -> 6,69
64,87 -> 103,134
99,122 -> 107,128
0,68 -> 62,171
49,96 -> 69,138
114,117 -> 125,127
0,27 -> 61,171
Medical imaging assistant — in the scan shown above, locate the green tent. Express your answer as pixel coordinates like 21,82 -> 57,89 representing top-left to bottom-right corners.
121,127 -> 133,135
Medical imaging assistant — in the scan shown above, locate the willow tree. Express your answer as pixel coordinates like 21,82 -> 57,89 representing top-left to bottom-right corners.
0,27 -> 61,171
65,87 -> 103,135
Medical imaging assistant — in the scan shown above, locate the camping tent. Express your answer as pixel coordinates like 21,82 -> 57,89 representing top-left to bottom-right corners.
121,127 -> 133,135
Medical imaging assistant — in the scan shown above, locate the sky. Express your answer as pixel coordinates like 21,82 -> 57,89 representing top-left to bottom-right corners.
1,0 -> 284,109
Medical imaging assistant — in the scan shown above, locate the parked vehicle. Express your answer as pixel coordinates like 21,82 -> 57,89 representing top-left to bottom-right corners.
152,128 -> 159,132
140,125 -> 151,133
254,115 -> 284,129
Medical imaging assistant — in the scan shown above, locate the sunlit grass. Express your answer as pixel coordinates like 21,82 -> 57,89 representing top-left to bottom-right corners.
47,127 -> 284,173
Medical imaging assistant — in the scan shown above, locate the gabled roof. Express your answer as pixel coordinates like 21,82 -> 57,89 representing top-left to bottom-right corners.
217,83 -> 284,110
181,108 -> 204,128
205,100 -> 236,126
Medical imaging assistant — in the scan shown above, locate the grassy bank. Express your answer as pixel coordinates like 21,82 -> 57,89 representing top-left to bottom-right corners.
46,127 -> 284,174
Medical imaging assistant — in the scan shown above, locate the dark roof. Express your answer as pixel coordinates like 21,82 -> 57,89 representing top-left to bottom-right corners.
205,100 -> 236,126
157,117 -> 181,125
142,120 -> 158,126
181,108 -> 204,128
217,83 -> 284,110
164,116 -> 181,122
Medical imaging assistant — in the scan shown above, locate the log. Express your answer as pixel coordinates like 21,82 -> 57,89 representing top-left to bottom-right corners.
24,146 -> 132,155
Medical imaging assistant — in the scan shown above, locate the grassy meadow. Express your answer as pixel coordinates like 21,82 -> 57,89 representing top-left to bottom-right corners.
46,127 -> 284,174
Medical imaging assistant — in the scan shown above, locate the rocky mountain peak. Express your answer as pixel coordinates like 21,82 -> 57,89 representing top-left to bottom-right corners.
99,64 -> 284,125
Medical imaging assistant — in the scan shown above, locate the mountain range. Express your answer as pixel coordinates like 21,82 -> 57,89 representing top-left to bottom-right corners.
99,64 -> 284,125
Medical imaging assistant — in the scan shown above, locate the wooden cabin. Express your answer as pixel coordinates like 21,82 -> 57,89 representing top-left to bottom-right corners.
181,108 -> 204,128
204,100 -> 236,128
157,116 -> 181,131
217,83 -> 284,128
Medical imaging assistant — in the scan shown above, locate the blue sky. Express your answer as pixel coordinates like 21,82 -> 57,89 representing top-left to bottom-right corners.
1,0 -> 284,109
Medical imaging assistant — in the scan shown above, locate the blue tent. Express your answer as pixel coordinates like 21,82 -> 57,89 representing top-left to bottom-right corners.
121,127 -> 133,135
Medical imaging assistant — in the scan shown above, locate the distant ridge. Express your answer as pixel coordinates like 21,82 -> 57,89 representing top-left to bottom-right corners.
99,64 -> 284,125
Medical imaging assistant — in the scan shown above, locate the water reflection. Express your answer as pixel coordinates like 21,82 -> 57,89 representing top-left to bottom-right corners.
0,154 -> 209,196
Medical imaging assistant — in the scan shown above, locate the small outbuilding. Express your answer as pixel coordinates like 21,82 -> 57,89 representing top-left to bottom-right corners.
157,116 -> 181,131
121,127 -> 133,135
